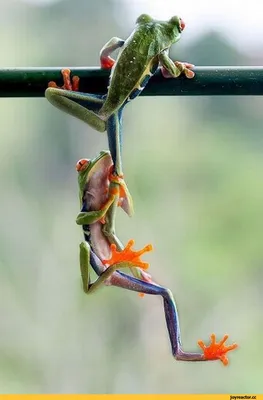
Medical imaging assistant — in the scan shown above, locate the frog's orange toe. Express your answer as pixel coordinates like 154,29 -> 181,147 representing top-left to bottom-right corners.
47,69 -> 80,91
72,75 -> 80,91
61,69 -> 72,90
185,69 -> 195,79
198,334 -> 238,366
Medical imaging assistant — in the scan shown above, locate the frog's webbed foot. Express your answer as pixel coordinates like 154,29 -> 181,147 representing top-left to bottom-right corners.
161,61 -> 195,79
48,68 -> 80,91
198,334 -> 238,366
102,239 -> 153,270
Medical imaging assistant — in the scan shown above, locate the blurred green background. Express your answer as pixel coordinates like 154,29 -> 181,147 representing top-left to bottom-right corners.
1,0 -> 263,394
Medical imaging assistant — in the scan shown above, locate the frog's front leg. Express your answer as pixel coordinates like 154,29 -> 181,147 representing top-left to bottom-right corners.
100,37 -> 125,69
102,180 -> 151,287
45,69 -> 106,132
76,190 -> 116,226
102,176 -> 134,247
159,50 -> 195,79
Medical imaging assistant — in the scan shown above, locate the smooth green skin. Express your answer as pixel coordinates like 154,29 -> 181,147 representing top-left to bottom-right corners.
45,14 -> 185,133
76,151 -> 150,293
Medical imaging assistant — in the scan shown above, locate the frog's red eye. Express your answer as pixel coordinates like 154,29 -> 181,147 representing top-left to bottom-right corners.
179,18 -> 185,31
76,159 -> 89,172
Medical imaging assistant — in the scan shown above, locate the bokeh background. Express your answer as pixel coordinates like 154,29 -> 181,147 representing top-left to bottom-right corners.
1,0 -> 263,394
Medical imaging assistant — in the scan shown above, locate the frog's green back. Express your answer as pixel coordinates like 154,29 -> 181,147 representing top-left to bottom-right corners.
99,16 -> 182,118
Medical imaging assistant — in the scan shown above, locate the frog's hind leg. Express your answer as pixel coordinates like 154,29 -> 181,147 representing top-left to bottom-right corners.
107,271 -> 237,364
107,270 -> 188,358
79,241 -> 117,294
45,88 -> 106,132
45,69 -> 106,132
79,241 -> 148,294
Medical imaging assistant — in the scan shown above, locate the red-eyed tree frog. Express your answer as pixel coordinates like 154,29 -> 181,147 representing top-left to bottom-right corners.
76,150 -> 153,292
45,14 -> 195,178
76,150 -> 238,365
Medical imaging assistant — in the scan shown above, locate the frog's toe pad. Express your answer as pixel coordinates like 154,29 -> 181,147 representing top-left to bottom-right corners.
48,69 -> 80,91
61,69 -> 80,91
198,333 -> 238,366
184,68 -> 195,79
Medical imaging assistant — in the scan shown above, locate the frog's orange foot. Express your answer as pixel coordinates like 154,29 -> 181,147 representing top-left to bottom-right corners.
102,239 -> 153,270
48,69 -> 80,91
198,334 -> 238,366
100,56 -> 115,69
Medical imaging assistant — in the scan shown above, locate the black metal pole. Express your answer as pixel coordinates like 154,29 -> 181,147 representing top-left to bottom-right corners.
0,67 -> 263,97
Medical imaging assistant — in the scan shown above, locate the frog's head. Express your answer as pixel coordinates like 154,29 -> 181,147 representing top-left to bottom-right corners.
136,14 -> 185,44
169,16 -> 185,33
168,16 -> 185,41
76,150 -> 112,200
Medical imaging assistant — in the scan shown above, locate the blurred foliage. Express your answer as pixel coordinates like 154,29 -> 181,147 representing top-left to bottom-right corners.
0,0 -> 263,394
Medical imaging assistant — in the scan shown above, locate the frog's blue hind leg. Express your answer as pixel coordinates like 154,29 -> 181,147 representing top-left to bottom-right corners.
108,270 -> 206,362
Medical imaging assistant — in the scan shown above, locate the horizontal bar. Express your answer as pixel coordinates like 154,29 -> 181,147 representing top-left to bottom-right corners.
0,67 -> 263,97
